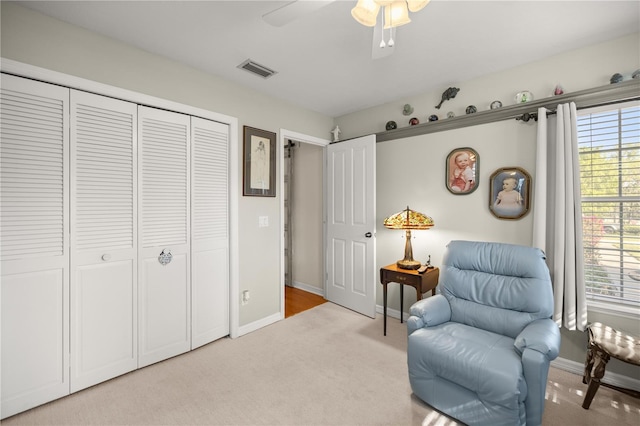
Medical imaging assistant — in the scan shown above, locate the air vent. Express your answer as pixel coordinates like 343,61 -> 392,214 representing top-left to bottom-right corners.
237,59 -> 278,79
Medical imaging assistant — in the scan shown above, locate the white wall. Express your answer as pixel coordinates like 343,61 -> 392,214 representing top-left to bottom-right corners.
375,120 -> 537,315
336,33 -> 640,140
0,2 -> 335,329
336,32 -> 640,378
3,1 -> 639,379
291,143 -> 324,294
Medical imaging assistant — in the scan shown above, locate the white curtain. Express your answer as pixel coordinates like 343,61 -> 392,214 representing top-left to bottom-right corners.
532,102 -> 587,331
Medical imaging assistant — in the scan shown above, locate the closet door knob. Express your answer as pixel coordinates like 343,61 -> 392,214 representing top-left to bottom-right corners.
365,232 -> 372,238
158,248 -> 172,266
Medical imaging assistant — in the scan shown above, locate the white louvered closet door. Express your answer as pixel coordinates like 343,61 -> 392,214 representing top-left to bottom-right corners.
191,117 -> 230,349
0,74 -> 70,419
70,90 -> 138,392
138,106 -> 191,368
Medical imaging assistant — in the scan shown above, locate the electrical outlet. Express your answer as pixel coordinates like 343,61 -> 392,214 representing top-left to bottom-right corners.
242,290 -> 250,305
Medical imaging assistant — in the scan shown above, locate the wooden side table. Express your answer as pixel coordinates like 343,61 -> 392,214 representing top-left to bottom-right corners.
380,264 -> 439,336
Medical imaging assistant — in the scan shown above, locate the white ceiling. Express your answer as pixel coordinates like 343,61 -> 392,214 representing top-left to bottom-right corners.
15,0 -> 640,118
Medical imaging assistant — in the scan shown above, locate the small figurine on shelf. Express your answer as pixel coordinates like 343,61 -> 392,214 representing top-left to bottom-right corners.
610,73 -> 624,84
466,105 -> 477,114
403,104 -> 414,116
385,120 -> 397,131
331,125 -> 341,142
553,85 -> 564,96
435,87 -> 460,109
515,91 -> 533,103
409,117 -> 420,126
428,114 -> 438,122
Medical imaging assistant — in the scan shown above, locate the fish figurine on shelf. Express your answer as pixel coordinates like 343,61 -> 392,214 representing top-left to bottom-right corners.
435,87 -> 460,109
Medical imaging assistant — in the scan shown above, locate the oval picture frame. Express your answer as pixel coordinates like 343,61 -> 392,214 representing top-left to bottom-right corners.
489,167 -> 531,220
446,147 -> 479,195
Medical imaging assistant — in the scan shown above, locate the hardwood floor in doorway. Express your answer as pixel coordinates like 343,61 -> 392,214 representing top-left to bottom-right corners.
285,286 -> 326,318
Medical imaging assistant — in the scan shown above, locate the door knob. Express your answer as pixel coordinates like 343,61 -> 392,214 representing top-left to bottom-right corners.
365,232 -> 372,238
158,248 -> 172,266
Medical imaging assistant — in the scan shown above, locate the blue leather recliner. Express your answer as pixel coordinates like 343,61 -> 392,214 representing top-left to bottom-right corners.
407,240 -> 561,426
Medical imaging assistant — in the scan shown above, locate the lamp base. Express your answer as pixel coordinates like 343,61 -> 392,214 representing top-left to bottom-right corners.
397,259 -> 421,270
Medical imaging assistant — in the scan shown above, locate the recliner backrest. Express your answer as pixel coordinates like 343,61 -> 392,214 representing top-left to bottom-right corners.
440,240 -> 554,338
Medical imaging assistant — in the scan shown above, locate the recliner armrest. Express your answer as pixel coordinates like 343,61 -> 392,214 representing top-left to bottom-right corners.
514,318 -> 561,360
407,294 -> 451,335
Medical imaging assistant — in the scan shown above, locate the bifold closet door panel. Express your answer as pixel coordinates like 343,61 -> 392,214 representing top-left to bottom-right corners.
138,106 -> 191,368
70,90 -> 138,392
191,117 -> 230,349
0,74 -> 70,419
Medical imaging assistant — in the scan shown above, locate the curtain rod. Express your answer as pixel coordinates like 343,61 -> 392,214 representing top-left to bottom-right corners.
374,79 -> 640,143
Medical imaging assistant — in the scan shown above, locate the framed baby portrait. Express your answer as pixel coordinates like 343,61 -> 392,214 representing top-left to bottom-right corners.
489,167 -> 531,220
446,147 -> 479,195
243,126 -> 276,197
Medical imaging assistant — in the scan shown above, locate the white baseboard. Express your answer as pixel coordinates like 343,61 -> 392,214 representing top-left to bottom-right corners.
237,312 -> 282,337
376,304 -> 409,321
551,356 -> 640,392
291,281 -> 324,297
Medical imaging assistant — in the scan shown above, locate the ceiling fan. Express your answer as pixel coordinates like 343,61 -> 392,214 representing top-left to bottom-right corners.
262,1 -> 428,60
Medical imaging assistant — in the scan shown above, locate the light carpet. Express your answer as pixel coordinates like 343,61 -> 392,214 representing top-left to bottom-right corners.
3,302 -> 639,425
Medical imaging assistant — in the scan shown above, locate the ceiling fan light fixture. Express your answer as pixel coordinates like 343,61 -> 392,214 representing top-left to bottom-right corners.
407,0 -> 430,13
383,1 -> 411,29
351,0 -> 380,27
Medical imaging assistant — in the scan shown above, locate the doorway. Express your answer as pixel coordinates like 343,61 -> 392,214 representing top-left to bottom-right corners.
281,133 -> 328,318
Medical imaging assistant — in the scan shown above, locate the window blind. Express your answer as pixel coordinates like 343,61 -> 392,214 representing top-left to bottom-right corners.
578,102 -> 640,308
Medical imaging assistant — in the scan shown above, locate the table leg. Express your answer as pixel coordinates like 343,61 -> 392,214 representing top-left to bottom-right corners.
383,283 -> 387,336
400,283 -> 404,324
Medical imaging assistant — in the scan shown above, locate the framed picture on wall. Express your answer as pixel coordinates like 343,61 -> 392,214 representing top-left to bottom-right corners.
243,126 -> 276,197
446,147 -> 479,195
489,167 -> 531,220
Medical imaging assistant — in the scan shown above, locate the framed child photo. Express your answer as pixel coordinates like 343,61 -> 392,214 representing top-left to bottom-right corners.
243,126 -> 276,197
489,167 -> 531,220
446,147 -> 479,195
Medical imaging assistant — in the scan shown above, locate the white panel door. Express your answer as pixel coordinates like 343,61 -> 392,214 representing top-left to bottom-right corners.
191,117 -> 229,349
138,106 -> 191,368
0,74 -> 70,419
70,90 -> 138,392
326,135 -> 376,317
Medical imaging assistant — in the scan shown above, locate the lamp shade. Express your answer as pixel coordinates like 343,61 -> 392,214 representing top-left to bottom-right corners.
351,0 -> 380,27
383,206 -> 434,230
383,0 -> 411,29
407,0 -> 430,13
384,206 -> 433,270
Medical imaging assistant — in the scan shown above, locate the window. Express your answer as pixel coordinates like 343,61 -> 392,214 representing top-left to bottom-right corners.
578,101 -> 640,314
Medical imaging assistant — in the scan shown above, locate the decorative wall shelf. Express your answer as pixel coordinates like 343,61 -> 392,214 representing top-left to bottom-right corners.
375,79 -> 640,143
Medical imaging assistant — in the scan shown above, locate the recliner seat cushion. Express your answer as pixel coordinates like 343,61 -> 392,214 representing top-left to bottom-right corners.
408,322 -> 527,412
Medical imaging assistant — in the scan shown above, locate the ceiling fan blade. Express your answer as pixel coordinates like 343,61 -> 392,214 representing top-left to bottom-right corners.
372,24 -> 394,60
263,0 -> 337,27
